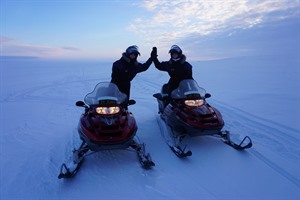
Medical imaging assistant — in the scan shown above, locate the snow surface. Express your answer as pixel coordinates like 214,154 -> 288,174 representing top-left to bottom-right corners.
0,55 -> 299,200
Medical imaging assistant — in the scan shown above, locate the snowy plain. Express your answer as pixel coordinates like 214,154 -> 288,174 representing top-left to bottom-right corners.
0,54 -> 299,200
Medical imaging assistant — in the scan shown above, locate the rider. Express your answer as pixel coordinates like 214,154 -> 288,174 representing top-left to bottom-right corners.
111,45 -> 154,103
151,45 -> 193,98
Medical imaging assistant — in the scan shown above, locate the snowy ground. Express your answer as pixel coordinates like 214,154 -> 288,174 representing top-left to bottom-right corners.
1,55 -> 299,200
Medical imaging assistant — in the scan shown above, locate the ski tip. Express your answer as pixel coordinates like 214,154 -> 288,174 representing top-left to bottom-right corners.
58,173 -> 72,179
142,161 -> 155,169
186,150 -> 192,157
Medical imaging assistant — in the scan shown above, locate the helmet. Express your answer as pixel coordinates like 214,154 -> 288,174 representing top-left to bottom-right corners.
169,45 -> 182,55
126,45 -> 140,56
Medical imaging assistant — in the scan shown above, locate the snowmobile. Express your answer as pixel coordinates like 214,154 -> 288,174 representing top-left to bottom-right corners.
153,79 -> 252,157
58,82 -> 155,179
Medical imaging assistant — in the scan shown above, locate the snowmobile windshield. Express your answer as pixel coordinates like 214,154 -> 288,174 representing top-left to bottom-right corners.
84,82 -> 127,106
171,79 -> 206,99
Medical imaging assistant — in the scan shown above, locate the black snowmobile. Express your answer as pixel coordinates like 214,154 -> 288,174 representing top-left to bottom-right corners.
58,82 -> 155,179
153,79 -> 252,157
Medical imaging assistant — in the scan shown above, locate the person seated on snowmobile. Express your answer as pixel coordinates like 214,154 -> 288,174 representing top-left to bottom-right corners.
151,45 -> 194,101
111,45 -> 155,106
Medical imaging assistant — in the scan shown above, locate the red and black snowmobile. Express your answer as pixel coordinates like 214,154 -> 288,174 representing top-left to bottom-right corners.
58,82 -> 154,179
153,79 -> 252,157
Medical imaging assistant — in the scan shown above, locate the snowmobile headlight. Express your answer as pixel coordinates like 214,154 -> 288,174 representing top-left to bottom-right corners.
96,106 -> 120,115
184,99 -> 204,107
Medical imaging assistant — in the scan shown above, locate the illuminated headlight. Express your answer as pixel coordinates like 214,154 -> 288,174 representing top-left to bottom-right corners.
184,99 -> 204,107
96,106 -> 120,115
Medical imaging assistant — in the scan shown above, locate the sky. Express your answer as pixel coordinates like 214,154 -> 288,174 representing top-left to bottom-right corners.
1,0 -> 299,61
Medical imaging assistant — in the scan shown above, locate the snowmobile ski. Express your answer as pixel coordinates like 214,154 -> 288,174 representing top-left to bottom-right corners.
58,141 -> 89,179
157,116 -> 192,158
58,140 -> 155,179
130,140 -> 155,169
219,130 -> 252,150
155,110 -> 251,157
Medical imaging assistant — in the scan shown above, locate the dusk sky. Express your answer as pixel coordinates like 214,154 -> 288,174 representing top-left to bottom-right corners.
1,0 -> 299,61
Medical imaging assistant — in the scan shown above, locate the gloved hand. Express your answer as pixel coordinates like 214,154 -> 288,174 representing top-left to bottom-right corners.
151,47 -> 157,59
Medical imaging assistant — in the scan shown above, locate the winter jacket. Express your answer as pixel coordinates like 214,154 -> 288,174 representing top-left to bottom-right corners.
111,53 -> 152,99
153,54 -> 193,94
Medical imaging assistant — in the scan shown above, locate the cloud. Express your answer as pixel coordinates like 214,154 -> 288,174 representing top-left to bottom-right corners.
0,36 -> 80,58
131,0 -> 299,49
181,16 -> 300,60
0,36 -> 15,43
62,46 -> 80,51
